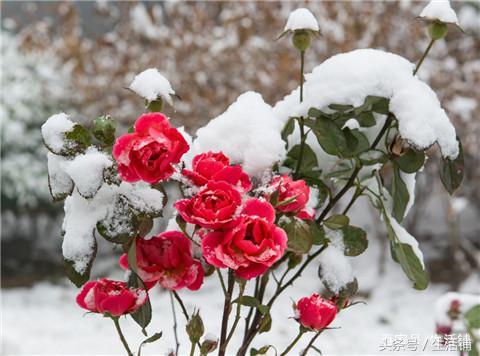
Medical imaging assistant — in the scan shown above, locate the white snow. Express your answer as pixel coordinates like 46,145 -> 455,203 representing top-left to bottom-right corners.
388,213 -> 425,269
65,147 -> 112,198
274,49 -> 459,159
318,244 -> 355,293
419,0 -> 459,25
284,8 -> 319,32
117,181 -> 164,215
342,118 -> 360,130
188,91 -> 286,177
451,197 -> 469,214
129,68 -> 175,105
41,112 -> 75,153
401,171 -> 416,217
47,152 -> 73,199
434,292 -> 479,326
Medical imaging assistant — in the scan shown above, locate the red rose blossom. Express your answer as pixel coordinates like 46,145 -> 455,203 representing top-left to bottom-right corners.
76,278 -> 147,317
268,175 -> 310,214
174,181 -> 242,229
295,293 -> 337,330
201,198 -> 287,280
182,151 -> 251,192
119,231 -> 204,291
113,113 -> 189,183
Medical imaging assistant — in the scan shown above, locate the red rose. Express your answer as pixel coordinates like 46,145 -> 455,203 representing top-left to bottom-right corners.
76,278 -> 147,317
268,175 -> 309,214
201,198 -> 287,280
182,151 -> 251,192
113,113 -> 189,183
119,231 -> 204,291
296,207 -> 315,220
295,294 -> 337,330
174,181 -> 242,229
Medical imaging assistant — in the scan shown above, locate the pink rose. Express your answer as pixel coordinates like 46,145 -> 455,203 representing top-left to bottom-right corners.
268,175 -> 310,214
201,198 -> 287,280
174,181 -> 242,229
119,231 -> 204,291
295,294 -> 337,330
76,278 -> 147,317
182,151 -> 251,192
113,113 -> 189,183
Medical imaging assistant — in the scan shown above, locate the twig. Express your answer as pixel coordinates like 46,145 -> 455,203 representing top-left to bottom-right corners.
301,331 -> 322,356
219,270 -> 235,356
169,292 -> 180,355
112,317 -> 133,356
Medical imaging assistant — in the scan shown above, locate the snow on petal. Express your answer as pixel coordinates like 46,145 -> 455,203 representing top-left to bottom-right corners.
284,8 -> 319,32
129,68 -> 175,104
41,112 -> 75,153
419,0 -> 459,25
274,49 -> 459,159
189,91 -> 286,177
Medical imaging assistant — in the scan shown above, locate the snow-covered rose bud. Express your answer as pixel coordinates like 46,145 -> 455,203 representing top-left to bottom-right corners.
280,8 -> 319,52
76,278 -> 147,317
295,293 -> 337,330
200,334 -> 218,355
113,113 -> 189,183
419,0 -> 461,40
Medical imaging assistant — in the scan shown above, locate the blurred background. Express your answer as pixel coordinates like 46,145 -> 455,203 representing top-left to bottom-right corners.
1,1 -> 479,355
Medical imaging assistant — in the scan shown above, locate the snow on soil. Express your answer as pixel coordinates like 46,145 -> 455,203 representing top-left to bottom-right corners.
274,49 -> 459,159
419,0 -> 459,25
129,68 -> 175,105
284,8 -> 319,32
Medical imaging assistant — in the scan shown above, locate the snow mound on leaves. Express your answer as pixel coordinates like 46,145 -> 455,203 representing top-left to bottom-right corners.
188,91 -> 286,177
274,49 -> 459,159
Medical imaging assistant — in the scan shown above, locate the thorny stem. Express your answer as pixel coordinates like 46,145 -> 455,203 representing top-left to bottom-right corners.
216,268 -> 227,297
219,270 -> 235,356
413,39 -> 435,76
301,331 -> 323,356
226,281 -> 246,346
112,317 -> 133,356
169,292 -> 180,355
172,290 -> 189,321
280,329 -> 306,356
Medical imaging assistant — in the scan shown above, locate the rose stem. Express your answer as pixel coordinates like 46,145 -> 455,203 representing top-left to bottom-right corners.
219,269 -> 235,356
280,329 -> 306,356
112,317 -> 133,356
169,292 -> 180,355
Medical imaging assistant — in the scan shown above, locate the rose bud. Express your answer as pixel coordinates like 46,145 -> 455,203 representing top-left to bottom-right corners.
436,323 -> 452,336
76,278 -> 147,317
182,151 -> 251,192
268,175 -> 310,214
119,232 -> 204,291
201,198 -> 287,280
113,113 -> 189,183
295,293 -> 337,330
174,181 -> 242,230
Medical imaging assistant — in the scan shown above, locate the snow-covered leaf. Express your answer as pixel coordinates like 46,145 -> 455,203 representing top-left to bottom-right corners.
440,138 -> 464,195
359,150 -> 387,166
63,237 -> 96,288
391,163 -> 409,222
96,195 -> 138,244
92,115 -> 116,146
281,117 -> 295,145
340,225 -> 368,257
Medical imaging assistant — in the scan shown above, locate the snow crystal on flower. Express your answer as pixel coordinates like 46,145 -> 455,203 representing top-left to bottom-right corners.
419,0 -> 459,25
129,68 -> 175,104
274,49 -> 459,159
41,112 -> 74,153
65,147 -> 112,198
318,244 -> 355,293
188,91 -> 286,177
284,8 -> 319,32
47,152 -> 73,199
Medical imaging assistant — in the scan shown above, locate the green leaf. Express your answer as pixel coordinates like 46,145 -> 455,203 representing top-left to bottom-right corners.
440,139 -> 464,195
284,144 -> 318,173
138,332 -> 162,356
64,124 -> 92,151
364,96 -> 390,114
324,214 -> 350,230
128,266 -> 152,332
64,236 -> 97,287
257,304 -> 270,315
250,345 -> 276,356
391,163 -> 410,222
308,107 -> 329,118
233,296 -> 259,307
392,242 -> 429,290
348,130 -> 370,155
396,148 -> 425,173
340,225 -> 368,256
281,117 -> 296,144
93,115 -> 116,146
465,305 -> 480,329
282,219 -> 314,254
356,112 -> 376,127
306,221 -> 327,245
328,103 -> 354,112
146,99 -> 163,112
258,313 -> 272,334
359,149 -> 388,166
311,116 -> 350,157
